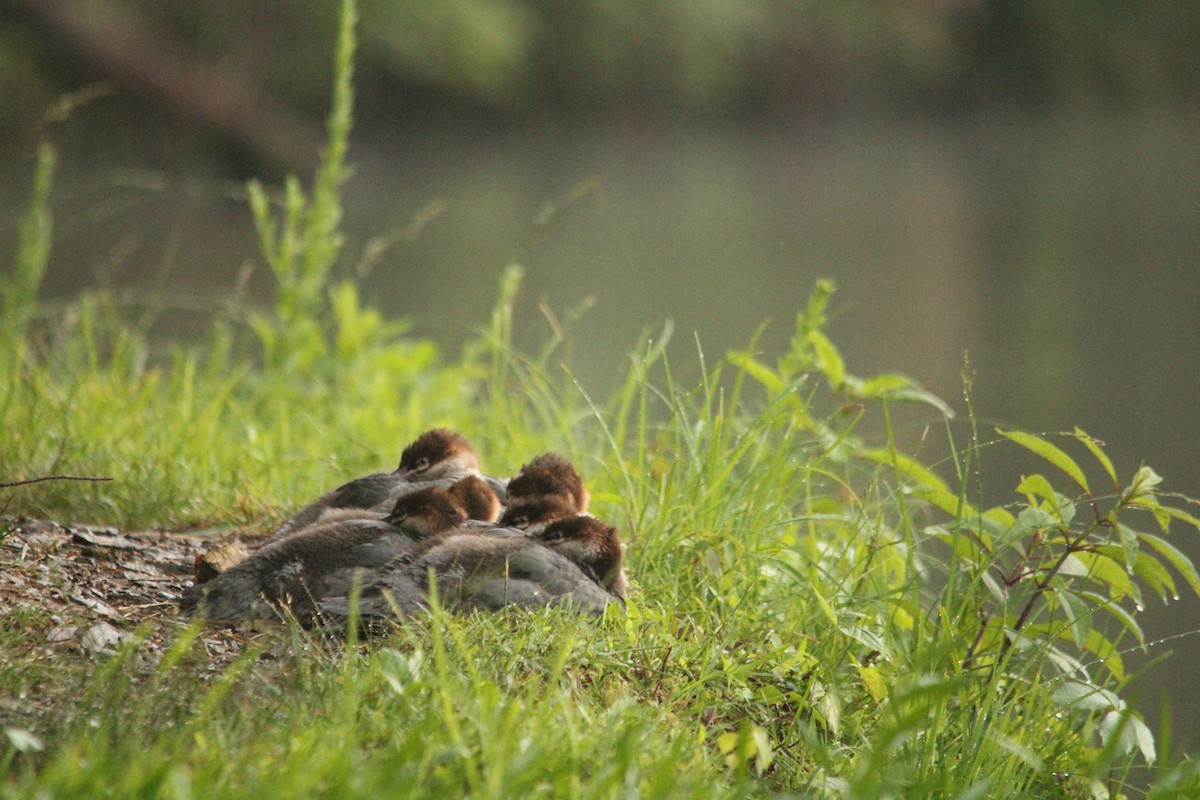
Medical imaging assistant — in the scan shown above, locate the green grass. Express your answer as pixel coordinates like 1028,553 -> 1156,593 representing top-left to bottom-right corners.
6,1 -> 1200,797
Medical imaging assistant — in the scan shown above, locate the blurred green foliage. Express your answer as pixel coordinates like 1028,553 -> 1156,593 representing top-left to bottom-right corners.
2,0 -> 1198,134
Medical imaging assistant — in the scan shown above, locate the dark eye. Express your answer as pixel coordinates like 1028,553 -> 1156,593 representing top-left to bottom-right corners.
393,510 -> 408,522
512,516 -> 529,528
413,457 -> 430,473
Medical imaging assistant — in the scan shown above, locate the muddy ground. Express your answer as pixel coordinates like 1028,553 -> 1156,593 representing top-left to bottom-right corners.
0,517 -> 285,711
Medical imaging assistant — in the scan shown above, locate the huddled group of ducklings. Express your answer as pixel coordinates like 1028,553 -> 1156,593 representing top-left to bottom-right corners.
180,429 -> 627,628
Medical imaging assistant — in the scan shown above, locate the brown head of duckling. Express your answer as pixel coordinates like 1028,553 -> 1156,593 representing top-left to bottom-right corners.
537,515 -> 627,598
394,428 -> 481,481
447,475 -> 502,522
505,452 -> 590,513
385,486 -> 467,538
499,494 -> 577,532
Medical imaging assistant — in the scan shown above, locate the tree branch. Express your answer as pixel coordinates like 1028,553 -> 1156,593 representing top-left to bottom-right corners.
0,474 -> 113,488
0,0 -> 323,172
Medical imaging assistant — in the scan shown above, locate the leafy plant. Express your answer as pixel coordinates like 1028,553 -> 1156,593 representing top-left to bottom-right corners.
716,283 -> 1200,793
2,142 -> 55,344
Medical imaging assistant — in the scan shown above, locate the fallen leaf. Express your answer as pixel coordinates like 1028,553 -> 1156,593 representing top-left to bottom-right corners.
46,625 -> 77,644
80,622 -> 126,656
70,529 -> 146,551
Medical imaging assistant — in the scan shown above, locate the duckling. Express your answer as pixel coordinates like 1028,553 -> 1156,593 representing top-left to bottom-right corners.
269,428 -> 504,542
447,474 -> 502,523
308,475 -> 501,528
381,486 -> 469,538
182,486 -> 467,622
318,506 -> 627,625
498,494 -> 578,534
535,514 -> 628,598
505,452 -> 590,513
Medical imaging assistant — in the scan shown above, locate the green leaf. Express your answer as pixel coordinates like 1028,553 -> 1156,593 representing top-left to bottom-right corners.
1132,715 -> 1157,764
1163,504 -> 1200,531
1137,497 -> 1200,535
1133,552 -> 1176,603
1139,532 -> 1200,598
1074,427 -> 1118,486
1097,544 -> 1175,601
1114,522 -> 1140,571
853,374 -> 910,395
1029,622 -> 1126,680
755,685 -> 787,705
1043,643 -> 1088,677
1052,680 -> 1121,712
703,547 -> 723,578
929,525 -> 989,566
860,448 -> 938,491
1016,473 -> 1057,505
749,726 -> 774,773
990,734 -> 1045,772
1101,711 -> 1157,765
1133,493 -> 1174,533
1063,551 -> 1139,603
1122,465 -> 1163,504
851,373 -> 955,416
807,329 -> 845,389
980,571 -> 1006,604
999,429 -> 1089,493
1005,507 -> 1058,547
860,448 -> 1013,530
1056,590 -> 1092,648
812,680 -> 841,737
1077,589 -> 1145,645
811,584 -> 839,626
981,506 -> 1016,531
915,487 -> 971,527
1051,492 -> 1077,526
1013,476 -> 1077,526
800,278 -> 835,333
840,625 -> 886,655
727,351 -> 785,395
859,665 -> 888,703
1081,628 -> 1126,680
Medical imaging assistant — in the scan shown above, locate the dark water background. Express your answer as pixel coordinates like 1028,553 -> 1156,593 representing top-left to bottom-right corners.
5,110 -> 1199,750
